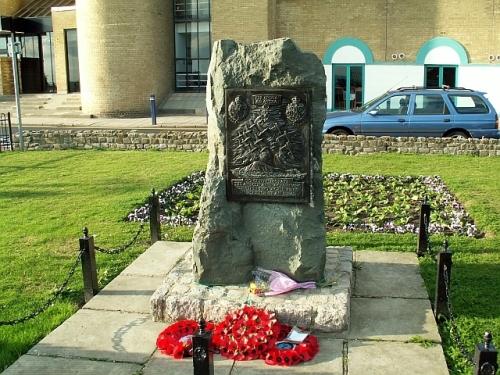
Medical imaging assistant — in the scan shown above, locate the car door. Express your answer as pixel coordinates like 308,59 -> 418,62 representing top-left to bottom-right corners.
361,94 -> 411,136
407,93 -> 452,137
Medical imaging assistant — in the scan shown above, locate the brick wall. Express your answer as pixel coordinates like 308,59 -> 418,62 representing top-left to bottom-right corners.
211,0 -> 500,64
52,8 -> 77,94
75,0 -> 175,117
212,0 -> 276,43
0,57 -> 14,95
0,0 -> 25,15
12,130 -> 500,157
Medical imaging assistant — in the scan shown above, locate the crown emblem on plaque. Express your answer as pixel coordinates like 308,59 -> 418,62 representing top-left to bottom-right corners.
285,96 -> 306,124
228,95 -> 249,122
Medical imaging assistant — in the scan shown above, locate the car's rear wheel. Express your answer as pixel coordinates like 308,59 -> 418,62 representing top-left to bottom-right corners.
445,130 -> 470,139
329,128 -> 351,136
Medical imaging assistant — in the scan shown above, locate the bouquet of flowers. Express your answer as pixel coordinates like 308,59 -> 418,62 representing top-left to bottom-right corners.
249,267 -> 316,296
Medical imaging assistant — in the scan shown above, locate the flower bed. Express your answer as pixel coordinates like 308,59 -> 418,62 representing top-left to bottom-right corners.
127,171 -> 482,237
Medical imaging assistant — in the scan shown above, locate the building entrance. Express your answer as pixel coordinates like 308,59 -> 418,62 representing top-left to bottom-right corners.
19,33 -> 56,93
332,64 -> 364,111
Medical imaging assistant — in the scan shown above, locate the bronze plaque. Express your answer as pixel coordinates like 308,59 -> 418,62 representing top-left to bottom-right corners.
225,88 -> 311,203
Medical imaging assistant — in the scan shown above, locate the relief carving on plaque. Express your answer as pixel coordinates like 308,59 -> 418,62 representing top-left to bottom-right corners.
225,89 -> 311,203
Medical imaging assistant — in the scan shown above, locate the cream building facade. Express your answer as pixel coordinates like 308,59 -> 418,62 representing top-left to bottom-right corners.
0,0 -> 499,116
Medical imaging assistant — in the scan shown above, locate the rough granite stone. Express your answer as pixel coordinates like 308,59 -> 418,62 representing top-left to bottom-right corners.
191,38 -> 327,285
151,247 -> 352,332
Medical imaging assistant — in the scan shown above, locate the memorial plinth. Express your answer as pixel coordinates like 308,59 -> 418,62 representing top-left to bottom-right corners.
151,246 -> 353,333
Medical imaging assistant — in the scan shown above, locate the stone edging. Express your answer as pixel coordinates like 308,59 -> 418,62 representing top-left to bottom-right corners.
12,130 -> 500,156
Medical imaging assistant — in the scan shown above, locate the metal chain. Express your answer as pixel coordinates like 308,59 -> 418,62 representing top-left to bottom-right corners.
0,250 -> 83,326
443,265 -> 476,366
94,224 -> 144,255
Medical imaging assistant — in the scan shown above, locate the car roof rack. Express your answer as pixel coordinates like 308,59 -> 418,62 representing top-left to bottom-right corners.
395,86 -> 475,92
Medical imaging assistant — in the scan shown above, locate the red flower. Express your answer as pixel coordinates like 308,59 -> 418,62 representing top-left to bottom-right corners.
213,306 -> 279,361
263,324 -> 319,366
156,320 -> 215,359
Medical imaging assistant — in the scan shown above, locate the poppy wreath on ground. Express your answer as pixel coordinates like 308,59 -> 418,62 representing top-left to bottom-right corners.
156,319 -> 215,359
264,323 -> 319,366
212,305 -> 280,361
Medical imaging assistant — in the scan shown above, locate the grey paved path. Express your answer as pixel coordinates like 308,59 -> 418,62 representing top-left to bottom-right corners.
2,244 -> 449,375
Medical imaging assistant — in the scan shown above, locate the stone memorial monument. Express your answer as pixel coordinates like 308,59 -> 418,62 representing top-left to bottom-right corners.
151,38 -> 353,332
192,38 -> 326,285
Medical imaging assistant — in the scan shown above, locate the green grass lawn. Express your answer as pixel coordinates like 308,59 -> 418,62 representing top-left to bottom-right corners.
0,150 -> 498,374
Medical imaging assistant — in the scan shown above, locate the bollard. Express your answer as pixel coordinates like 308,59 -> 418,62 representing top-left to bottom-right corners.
7,112 -> 13,151
417,196 -> 431,257
149,188 -> 161,244
192,318 -> 214,375
79,227 -> 98,303
149,94 -> 157,125
474,332 -> 498,375
434,240 -> 452,321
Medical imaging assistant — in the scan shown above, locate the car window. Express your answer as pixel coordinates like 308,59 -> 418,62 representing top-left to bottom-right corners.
448,94 -> 489,114
374,95 -> 410,115
355,93 -> 386,112
414,94 -> 450,115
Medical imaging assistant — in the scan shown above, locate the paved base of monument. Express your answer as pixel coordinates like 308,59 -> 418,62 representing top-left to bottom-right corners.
150,246 -> 353,332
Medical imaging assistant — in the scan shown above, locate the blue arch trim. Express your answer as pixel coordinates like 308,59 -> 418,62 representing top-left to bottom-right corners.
416,37 -> 469,65
322,37 -> 374,64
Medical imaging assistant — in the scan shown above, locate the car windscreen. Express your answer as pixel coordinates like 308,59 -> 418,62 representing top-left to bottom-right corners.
352,93 -> 386,112
448,94 -> 489,114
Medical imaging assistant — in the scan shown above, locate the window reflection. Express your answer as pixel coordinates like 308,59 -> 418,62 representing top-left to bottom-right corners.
65,29 -> 80,93
174,0 -> 211,91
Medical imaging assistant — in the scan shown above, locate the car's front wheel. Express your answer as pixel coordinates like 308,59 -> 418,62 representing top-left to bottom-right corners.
445,130 -> 470,139
328,128 -> 352,136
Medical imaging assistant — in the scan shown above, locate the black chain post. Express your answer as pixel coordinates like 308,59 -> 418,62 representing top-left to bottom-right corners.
417,196 -> 431,257
149,188 -> 161,244
434,240 -> 452,321
474,332 -> 498,375
192,318 -> 214,375
79,227 -> 98,303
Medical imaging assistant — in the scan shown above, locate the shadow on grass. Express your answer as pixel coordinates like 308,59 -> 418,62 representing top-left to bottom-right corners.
0,153 -> 82,174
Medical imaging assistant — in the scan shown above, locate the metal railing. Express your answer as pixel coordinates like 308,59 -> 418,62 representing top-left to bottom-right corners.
0,190 -> 162,324
433,241 -> 498,374
0,112 -> 13,152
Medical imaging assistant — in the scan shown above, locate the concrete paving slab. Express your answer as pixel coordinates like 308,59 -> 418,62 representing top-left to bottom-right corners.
2,355 -> 142,375
349,297 -> 440,343
121,241 -> 189,277
233,338 -> 344,374
353,251 -> 428,299
28,309 -> 165,364
142,350 -> 236,375
348,340 -> 449,375
83,275 -> 164,314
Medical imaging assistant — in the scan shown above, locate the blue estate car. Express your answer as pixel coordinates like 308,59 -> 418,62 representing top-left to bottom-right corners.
323,87 -> 500,138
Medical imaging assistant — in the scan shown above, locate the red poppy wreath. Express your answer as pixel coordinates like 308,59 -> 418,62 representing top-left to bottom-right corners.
263,323 -> 319,366
156,319 -> 215,359
212,305 -> 281,361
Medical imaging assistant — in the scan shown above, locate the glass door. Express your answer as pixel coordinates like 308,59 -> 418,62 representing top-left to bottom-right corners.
332,64 -> 364,111
65,29 -> 80,93
425,65 -> 456,88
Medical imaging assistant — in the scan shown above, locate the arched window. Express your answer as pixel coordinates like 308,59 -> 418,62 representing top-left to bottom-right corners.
416,37 -> 469,88
323,38 -> 373,111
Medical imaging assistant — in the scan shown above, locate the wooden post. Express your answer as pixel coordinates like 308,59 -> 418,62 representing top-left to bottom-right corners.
149,189 -> 161,244
434,240 -> 452,321
79,227 -> 98,303
417,197 -> 431,257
